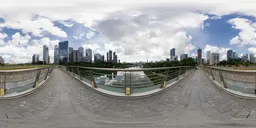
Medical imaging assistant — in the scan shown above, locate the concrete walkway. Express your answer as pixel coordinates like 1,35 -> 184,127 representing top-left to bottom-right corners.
1,69 -> 256,127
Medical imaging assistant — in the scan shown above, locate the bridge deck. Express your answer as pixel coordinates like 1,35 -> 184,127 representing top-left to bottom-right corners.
0,69 -> 256,128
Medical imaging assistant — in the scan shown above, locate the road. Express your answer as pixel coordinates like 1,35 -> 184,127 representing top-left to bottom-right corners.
0,69 -> 256,128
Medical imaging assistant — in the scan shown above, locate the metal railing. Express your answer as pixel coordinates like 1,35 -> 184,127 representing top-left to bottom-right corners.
203,66 -> 256,94
61,66 -> 194,95
0,66 -> 54,96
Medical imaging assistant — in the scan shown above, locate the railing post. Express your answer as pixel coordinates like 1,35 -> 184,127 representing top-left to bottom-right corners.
125,71 -> 130,95
77,67 -> 82,80
34,69 -> 41,88
209,69 -> 215,80
44,68 -> 50,80
255,73 -> 256,94
219,71 -> 227,88
162,69 -> 168,88
0,74 -> 6,96
91,70 -> 97,88
177,67 -> 182,80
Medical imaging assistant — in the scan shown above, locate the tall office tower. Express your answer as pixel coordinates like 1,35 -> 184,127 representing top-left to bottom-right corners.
68,47 -> 73,63
242,54 -> 248,62
36,55 -> 39,63
101,55 -> 105,62
113,52 -> 118,63
107,52 -> 109,62
86,49 -> 92,63
197,48 -> 202,65
108,50 -> 112,62
207,51 -> 210,64
170,48 -> 176,61
32,54 -> 36,64
43,45 -> 49,64
227,50 -> 233,61
78,47 -> 84,62
48,55 -> 50,64
210,53 -> 220,65
250,54 -> 255,63
94,53 -> 103,63
54,45 -> 59,64
72,50 -> 78,62
180,54 -> 188,61
58,41 -> 69,64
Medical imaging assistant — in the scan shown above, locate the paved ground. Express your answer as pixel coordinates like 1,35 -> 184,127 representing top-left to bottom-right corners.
1,69 -> 256,127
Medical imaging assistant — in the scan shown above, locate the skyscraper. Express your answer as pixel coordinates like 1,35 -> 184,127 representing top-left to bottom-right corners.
86,49 -> 92,62
78,47 -> 84,62
180,54 -> 188,61
54,45 -> 59,64
69,47 -> 73,63
207,51 -> 210,64
107,53 -> 109,62
170,48 -> 177,61
197,48 -> 202,65
108,50 -> 112,62
227,50 -> 233,61
113,52 -> 118,63
32,54 -> 36,64
43,45 -> 49,64
58,41 -> 69,64
94,53 -> 103,63
36,55 -> 39,63
210,53 -> 220,65
250,54 -> 254,63
170,48 -> 175,56
72,50 -> 78,62
242,54 -> 248,62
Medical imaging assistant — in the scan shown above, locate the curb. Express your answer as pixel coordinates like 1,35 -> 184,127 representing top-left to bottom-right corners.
0,70 -> 54,100
204,71 -> 256,100
61,69 -> 195,99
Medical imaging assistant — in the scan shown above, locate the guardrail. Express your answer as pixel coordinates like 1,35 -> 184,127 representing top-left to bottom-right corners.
61,66 -> 194,96
0,66 -> 54,96
202,66 -> 256,95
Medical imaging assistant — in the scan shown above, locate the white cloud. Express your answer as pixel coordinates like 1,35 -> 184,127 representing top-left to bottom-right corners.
228,18 -> 256,46
8,32 -> 31,45
248,47 -> 256,54
0,16 -> 67,37
0,33 -> 7,39
203,44 -> 230,61
86,31 -> 95,39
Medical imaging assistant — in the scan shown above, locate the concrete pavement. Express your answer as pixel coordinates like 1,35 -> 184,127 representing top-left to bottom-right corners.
1,69 -> 256,127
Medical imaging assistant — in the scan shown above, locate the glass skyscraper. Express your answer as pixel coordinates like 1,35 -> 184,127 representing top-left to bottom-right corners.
58,41 -> 69,64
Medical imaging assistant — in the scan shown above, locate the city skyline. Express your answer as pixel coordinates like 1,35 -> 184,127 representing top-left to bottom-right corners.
1,1 -> 256,63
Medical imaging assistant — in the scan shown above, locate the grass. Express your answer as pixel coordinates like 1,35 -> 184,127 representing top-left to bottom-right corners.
0,65 -> 51,70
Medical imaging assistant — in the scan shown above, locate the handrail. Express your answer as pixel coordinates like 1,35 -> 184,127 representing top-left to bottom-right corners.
204,66 -> 256,73
61,65 -> 195,96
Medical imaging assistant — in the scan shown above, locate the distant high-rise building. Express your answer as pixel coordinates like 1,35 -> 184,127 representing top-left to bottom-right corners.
101,55 -> 105,62
242,54 -> 248,62
69,47 -> 73,63
108,50 -> 113,62
113,52 -> 118,63
210,53 -> 220,65
250,54 -> 254,63
107,53 -> 109,62
43,45 -> 49,64
72,50 -> 78,62
197,48 -> 202,65
227,50 -> 233,61
32,54 -> 36,64
94,53 -> 104,63
85,49 -> 92,62
170,48 -> 175,56
78,47 -> 84,62
170,48 -> 176,61
180,54 -> 188,61
207,51 -> 210,64
59,41 -> 69,64
0,56 -> 4,64
54,45 -> 59,64
36,55 -> 39,63
48,55 -> 50,64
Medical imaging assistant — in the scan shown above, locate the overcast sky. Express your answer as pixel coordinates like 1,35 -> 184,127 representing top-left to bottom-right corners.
1,0 -> 256,63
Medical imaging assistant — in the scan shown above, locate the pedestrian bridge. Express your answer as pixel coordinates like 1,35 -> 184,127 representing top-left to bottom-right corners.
0,66 -> 256,128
